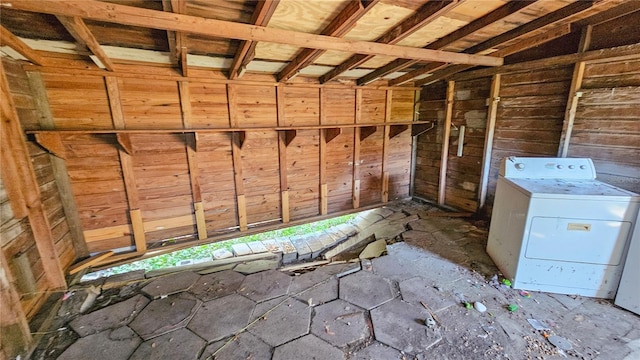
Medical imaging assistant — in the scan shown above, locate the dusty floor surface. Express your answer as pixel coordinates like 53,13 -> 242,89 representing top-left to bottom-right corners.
29,200 -> 640,359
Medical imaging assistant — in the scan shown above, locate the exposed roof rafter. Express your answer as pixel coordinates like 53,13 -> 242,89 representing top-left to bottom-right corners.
0,24 -> 45,65
277,0 -> 379,82
319,0 -> 462,84
0,0 -> 503,68
56,16 -> 115,70
229,0 -> 280,80
357,0 -> 537,85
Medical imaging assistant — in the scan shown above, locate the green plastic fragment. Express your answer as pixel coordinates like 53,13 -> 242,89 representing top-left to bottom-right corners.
464,302 -> 473,309
501,279 -> 512,287
506,304 -> 518,312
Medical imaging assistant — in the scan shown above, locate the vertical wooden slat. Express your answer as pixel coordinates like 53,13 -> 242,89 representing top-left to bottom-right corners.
438,81 -> 455,205
227,84 -> 238,127
231,132 -> 247,231
381,90 -> 392,202
478,74 -> 501,210
276,87 -> 290,223
319,129 -> 327,215
1,249 -> 32,358
355,88 -> 362,123
352,127 -> 361,208
558,25 -> 592,158
27,71 -> 89,257
194,202 -> 207,240
129,209 -> 146,252
105,76 -> 125,129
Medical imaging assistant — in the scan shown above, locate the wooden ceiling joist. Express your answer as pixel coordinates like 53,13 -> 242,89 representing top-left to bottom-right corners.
0,25 -> 45,65
392,0 -> 597,86
161,0 -> 188,76
277,0 -> 379,82
56,16 -> 115,71
1,0 -> 503,68
357,0 -> 537,85
228,0 -> 279,80
319,0 -> 461,84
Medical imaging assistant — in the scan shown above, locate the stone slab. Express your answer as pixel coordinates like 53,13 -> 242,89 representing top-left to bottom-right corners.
141,271 -> 200,299
70,294 -> 149,337
249,295 -> 288,322
189,269 -> 245,302
294,277 -> 338,306
335,223 -> 358,237
200,332 -> 272,360
370,299 -> 442,354
399,276 -> 456,313
273,334 -> 345,360
261,239 -> 282,253
339,270 -> 395,310
359,239 -> 387,259
249,297 -> 311,347
129,293 -> 201,340
291,237 -> 312,260
102,270 -> 146,289
304,235 -> 325,258
407,219 -> 440,233
318,232 -> 337,248
247,241 -> 268,254
288,267 -> 332,294
234,258 -> 281,275
372,207 -> 396,219
239,269 -> 291,303
232,243 -> 252,256
350,342 -> 404,360
130,328 -> 205,360
277,239 -> 298,263
57,327 -> 140,360
212,248 -> 233,260
187,293 -> 255,342
311,299 -> 369,347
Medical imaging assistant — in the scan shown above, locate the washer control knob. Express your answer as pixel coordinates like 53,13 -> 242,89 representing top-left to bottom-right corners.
515,163 -> 525,170
557,165 -> 564,169
568,165 -> 575,169
580,165 -> 586,169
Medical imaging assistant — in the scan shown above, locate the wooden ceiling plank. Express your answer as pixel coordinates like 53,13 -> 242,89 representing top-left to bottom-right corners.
0,25 -> 45,65
319,0 -> 461,83
278,0 -> 376,82
1,0 -> 503,68
229,0 -> 279,80
56,16 -> 115,71
358,0 -> 537,85
396,0 -> 597,86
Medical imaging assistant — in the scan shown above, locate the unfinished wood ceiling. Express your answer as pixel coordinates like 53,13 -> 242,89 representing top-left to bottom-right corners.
0,0 -> 633,86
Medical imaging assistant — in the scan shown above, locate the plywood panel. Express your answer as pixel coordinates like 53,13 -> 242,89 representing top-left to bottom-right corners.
119,78 -> 182,129
42,73 -> 113,129
189,82 -> 230,128
390,90 -> 414,123
387,129 -> 411,200
360,89 -> 386,124
279,86 -> 320,126
286,130 -> 320,220
359,126 -> 383,206
233,85 -> 278,127
326,129 -> 354,213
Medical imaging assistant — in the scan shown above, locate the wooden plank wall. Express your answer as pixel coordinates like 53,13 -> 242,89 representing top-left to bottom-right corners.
1,59 -> 76,319
24,70 -> 414,254
568,58 -> 640,194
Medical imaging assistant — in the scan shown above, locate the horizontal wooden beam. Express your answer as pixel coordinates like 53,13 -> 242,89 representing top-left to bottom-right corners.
1,0 -> 503,67
26,120 -> 432,135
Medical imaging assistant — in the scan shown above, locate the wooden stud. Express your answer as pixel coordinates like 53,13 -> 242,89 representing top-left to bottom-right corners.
67,251 -> 114,275
380,90 -> 392,202
355,88 -> 362,123
230,132 -> 247,230
227,84 -> 238,128
0,25 -> 45,65
6,0 -> 503,68
281,190 -> 290,223
237,195 -> 248,231
0,250 -> 32,358
352,127 -> 361,209
194,202 -> 207,240
558,25 -> 592,158
319,127 -> 327,215
105,76 -> 125,129
185,134 -> 201,201
130,209 -> 146,252
34,133 -> 66,158
478,74 -> 501,210
56,16 -> 115,70
178,81 -> 192,128
381,172 -> 389,203
320,184 -> 328,215
438,81 -> 454,205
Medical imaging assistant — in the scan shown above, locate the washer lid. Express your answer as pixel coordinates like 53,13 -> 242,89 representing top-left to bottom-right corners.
507,178 -> 640,198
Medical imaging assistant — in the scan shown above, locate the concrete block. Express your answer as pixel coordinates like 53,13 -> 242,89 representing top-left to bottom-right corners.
247,241 -> 268,254
277,239 -> 298,264
212,248 -> 233,260
261,239 -> 282,253
291,237 -> 312,260
232,243 -> 252,256
304,235 -> 325,258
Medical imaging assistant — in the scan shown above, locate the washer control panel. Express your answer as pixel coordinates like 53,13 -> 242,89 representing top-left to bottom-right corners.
500,157 -> 596,179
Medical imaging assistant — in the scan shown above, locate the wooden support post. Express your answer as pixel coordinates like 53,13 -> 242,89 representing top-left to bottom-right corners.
352,127 -> 361,209
355,88 -> 362,123
227,84 -> 238,127
319,128 -> 328,215
26,71 -> 88,257
438,81 -> 455,205
478,74 -> 501,210
194,202 -> 207,240
1,62 -> 66,289
380,90 -> 392,203
106,76 -> 147,252
276,87 -> 290,223
231,132 -> 247,231
558,25 -> 591,158
1,250 -> 32,359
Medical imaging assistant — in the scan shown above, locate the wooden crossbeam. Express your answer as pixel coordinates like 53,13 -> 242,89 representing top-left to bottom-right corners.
229,0 -> 279,80
357,0 -> 536,85
320,0 -> 460,83
0,0 -> 501,68
56,16 -> 115,70
277,0 -> 377,82
0,25 -> 45,65
393,0 -> 595,86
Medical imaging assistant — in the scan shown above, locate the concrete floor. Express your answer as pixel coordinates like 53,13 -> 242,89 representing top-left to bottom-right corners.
31,201 -> 640,359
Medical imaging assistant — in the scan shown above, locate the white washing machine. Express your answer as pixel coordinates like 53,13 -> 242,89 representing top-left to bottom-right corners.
487,157 -> 640,299
615,211 -> 640,314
